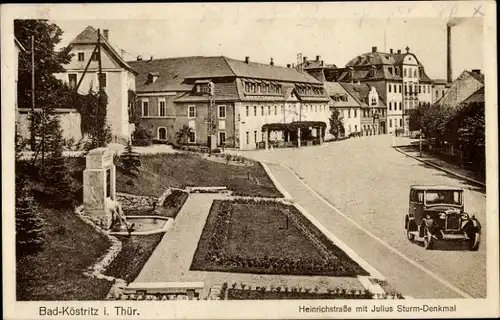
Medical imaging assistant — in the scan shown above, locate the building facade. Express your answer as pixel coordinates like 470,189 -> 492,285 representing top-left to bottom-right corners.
130,56 -> 331,150
431,79 -> 451,104
435,70 -> 484,108
324,82 -> 361,136
322,46 -> 433,135
53,26 -> 137,143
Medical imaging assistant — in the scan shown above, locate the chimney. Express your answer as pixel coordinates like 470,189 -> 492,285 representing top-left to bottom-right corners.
137,55 -> 142,61
472,69 -> 481,75
270,58 -> 274,66
121,49 -> 125,57
321,60 -> 324,66
397,49 -> 401,54
103,29 -> 109,40
447,25 -> 452,84
287,64 -> 291,68
348,66 -> 354,78
245,56 -> 250,64
390,49 -> 393,54
316,55 -> 320,62
372,46 -> 377,53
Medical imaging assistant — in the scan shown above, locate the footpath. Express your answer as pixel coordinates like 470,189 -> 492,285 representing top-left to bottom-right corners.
394,145 -> 485,188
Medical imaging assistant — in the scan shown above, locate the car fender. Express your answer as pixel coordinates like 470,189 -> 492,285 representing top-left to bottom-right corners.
468,217 -> 481,232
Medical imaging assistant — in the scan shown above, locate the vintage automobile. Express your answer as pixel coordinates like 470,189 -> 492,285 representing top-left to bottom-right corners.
404,185 -> 481,250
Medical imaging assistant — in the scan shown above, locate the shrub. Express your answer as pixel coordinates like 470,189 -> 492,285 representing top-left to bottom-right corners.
119,140 -> 141,176
132,126 -> 153,146
212,148 -> 221,154
16,191 -> 45,257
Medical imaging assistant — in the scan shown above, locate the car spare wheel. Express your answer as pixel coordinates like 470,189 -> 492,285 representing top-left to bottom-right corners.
469,231 -> 480,251
423,226 -> 433,250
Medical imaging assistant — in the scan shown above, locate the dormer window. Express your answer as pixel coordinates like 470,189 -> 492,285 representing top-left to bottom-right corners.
371,97 -> 377,106
147,72 -> 160,84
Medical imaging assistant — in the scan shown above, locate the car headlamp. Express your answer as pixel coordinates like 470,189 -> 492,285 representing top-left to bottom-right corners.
439,212 -> 446,219
461,213 -> 469,220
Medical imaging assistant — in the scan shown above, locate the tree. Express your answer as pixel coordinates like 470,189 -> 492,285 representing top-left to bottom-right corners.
132,125 -> 153,146
175,125 -> 193,145
328,109 -> 345,140
16,186 -> 45,257
119,140 -> 141,176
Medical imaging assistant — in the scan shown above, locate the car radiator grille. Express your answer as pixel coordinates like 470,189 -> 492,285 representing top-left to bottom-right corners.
446,215 -> 461,230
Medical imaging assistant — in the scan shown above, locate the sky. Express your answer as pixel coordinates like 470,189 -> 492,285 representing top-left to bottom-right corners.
52,16 -> 483,81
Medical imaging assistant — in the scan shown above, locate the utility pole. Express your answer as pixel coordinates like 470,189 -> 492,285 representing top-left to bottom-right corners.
419,129 -> 423,157
97,29 -> 103,144
30,35 -> 36,151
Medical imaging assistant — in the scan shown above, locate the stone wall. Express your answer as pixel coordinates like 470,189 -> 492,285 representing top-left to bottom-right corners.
116,193 -> 158,211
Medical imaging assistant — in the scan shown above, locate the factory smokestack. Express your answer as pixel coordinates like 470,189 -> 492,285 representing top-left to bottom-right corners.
447,24 -> 452,84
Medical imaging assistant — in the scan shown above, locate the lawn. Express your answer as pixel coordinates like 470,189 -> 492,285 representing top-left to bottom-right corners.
16,206 -> 113,300
104,233 -> 165,283
190,199 -> 368,277
116,153 -> 282,198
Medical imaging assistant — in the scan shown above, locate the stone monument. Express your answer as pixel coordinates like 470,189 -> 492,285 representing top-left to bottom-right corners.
83,148 -> 116,228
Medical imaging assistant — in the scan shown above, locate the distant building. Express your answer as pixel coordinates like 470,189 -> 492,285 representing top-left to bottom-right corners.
129,56 -> 331,150
435,69 -> 484,108
323,46 -> 433,135
431,79 -> 451,104
325,82 -> 386,136
53,26 -> 138,143
295,55 -> 338,83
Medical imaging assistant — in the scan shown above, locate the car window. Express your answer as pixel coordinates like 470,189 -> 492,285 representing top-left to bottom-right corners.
417,192 -> 424,203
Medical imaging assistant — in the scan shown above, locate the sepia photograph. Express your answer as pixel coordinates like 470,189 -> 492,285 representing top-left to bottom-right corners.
2,2 -> 498,319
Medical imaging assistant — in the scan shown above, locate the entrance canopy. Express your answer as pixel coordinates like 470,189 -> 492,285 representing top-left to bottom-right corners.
261,121 -> 327,132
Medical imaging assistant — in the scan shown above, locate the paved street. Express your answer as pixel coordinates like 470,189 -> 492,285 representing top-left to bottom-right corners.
232,135 -> 487,298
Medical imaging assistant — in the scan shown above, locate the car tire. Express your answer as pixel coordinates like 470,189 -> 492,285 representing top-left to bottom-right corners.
469,231 -> 480,251
423,226 -> 433,250
405,217 -> 415,242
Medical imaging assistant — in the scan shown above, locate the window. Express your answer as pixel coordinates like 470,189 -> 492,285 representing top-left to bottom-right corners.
261,106 -> 264,116
142,100 -> 149,117
354,109 -> 357,117
389,119 -> 393,128
188,105 -> 196,118
400,119 -> 402,127
436,90 -> 439,97
354,125 -> 357,132
188,131 -> 196,144
98,73 -> 107,88
413,69 -> 417,78
399,102 -> 402,110
268,106 -> 271,115
158,127 -> 167,140
218,105 -> 226,118
254,106 -> 257,116
78,52 -> 85,61
389,102 -> 392,111
404,68 -> 407,77
418,85 -> 421,94
91,52 -> 98,61
348,109 -> 351,118
388,84 -> 392,93
399,85 -> 402,93
254,131 -> 257,144
274,105 -> 277,115
159,99 -> 166,117
246,106 -> 249,117
394,84 -> 397,92
68,74 -> 77,89
219,131 -> 226,145
246,131 -> 249,144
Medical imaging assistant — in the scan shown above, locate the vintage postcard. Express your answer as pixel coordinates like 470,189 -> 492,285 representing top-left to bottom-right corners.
1,2 -> 498,319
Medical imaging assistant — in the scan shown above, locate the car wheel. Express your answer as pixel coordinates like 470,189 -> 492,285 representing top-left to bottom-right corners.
469,231 -> 480,251
405,217 -> 415,242
423,226 -> 433,250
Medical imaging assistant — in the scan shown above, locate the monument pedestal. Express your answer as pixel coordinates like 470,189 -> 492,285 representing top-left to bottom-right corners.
83,148 -> 117,229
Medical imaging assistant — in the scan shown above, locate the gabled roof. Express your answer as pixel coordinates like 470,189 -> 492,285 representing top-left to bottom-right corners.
466,70 -> 485,84
223,57 -> 322,84
69,26 -> 137,74
340,83 -> 371,107
460,86 -> 484,105
128,56 -> 233,92
323,82 -> 361,108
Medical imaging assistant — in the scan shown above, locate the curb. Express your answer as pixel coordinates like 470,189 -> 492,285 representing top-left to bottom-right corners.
292,202 -> 386,284
394,147 -> 486,188
260,161 -> 293,200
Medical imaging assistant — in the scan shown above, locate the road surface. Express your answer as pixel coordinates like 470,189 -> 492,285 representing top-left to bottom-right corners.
233,135 -> 487,298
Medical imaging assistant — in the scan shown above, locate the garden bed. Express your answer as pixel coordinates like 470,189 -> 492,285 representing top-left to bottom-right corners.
104,233 -> 165,283
190,199 -> 368,277
227,288 -> 372,300
161,190 -> 189,218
